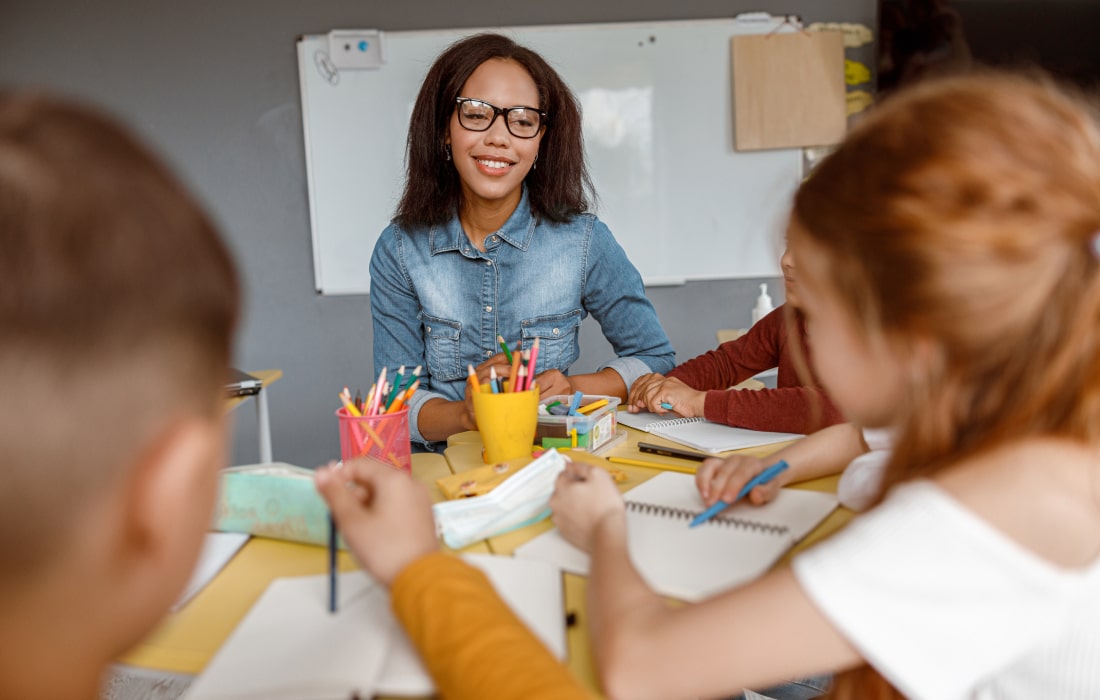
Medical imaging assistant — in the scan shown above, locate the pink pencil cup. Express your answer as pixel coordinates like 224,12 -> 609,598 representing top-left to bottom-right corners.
335,406 -> 412,474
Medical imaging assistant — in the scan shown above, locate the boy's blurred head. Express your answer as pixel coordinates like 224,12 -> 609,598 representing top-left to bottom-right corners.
0,91 -> 239,690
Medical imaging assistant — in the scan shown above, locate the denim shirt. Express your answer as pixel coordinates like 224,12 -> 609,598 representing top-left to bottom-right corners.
369,189 -> 675,447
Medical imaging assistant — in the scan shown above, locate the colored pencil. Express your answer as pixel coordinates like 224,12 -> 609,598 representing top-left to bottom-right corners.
606,456 -> 697,475
497,335 -> 513,363
689,460 -> 789,528
507,346 -> 522,392
328,514 -> 338,613
527,338 -> 540,387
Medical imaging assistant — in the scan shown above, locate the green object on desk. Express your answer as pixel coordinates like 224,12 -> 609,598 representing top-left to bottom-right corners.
214,463 -> 347,549
541,437 -> 572,449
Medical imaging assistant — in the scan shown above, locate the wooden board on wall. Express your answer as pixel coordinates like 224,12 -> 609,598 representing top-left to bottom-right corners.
732,30 -> 846,151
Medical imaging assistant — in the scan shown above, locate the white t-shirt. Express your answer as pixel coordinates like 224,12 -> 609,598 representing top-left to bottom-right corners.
793,480 -> 1100,700
837,427 -> 893,511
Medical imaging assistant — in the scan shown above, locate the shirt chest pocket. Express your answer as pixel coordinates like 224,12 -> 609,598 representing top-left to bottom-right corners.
418,312 -> 465,382
521,310 -> 582,372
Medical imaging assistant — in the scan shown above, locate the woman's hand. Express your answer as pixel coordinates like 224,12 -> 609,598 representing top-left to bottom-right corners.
550,458 -> 625,553
463,352 -> 514,428
314,458 -> 439,586
695,454 -> 783,507
627,374 -> 706,417
532,368 -> 575,398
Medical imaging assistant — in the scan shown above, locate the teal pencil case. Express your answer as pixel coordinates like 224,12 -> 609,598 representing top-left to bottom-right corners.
212,462 -> 346,549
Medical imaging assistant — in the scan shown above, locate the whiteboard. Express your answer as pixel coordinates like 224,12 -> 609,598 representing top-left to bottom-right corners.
297,16 -> 802,295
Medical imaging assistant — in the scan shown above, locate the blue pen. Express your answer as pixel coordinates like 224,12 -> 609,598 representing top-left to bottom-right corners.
689,460 -> 789,528
660,402 -> 674,410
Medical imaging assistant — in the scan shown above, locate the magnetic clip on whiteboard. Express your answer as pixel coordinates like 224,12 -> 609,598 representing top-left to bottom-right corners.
327,29 -> 386,69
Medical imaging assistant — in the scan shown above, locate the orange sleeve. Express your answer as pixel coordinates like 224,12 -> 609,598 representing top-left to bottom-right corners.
390,552 -> 592,700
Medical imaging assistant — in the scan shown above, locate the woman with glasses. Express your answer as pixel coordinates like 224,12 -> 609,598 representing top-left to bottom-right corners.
370,32 -> 675,449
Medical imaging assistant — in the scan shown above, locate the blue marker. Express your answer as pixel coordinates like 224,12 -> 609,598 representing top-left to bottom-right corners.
689,460 -> 789,528
660,402 -> 674,410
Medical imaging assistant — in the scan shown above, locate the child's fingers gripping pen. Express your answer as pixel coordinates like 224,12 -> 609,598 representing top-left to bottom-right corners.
689,460 -> 789,528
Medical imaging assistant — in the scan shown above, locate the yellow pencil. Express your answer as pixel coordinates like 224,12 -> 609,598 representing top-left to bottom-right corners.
338,392 -> 362,418
606,456 -> 697,474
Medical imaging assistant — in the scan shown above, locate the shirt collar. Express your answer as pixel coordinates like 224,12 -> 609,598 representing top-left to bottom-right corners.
429,187 -> 537,256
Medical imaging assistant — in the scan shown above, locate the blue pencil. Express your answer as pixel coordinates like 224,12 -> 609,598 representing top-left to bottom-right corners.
328,513 -> 337,613
689,460 -> 789,528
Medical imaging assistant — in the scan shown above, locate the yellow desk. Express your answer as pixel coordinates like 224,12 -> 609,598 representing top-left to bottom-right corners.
120,427 -> 851,698
225,368 -> 282,463
118,452 -> 489,676
442,423 -> 854,695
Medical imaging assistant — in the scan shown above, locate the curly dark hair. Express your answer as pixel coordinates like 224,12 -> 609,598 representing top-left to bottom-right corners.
393,32 -> 595,227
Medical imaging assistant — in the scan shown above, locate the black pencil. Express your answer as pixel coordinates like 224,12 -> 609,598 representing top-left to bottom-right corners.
328,513 -> 337,613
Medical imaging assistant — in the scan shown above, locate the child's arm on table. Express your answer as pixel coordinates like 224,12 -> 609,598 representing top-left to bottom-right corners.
628,374 -> 705,416
550,460 -> 863,700
696,423 -> 867,507
316,459 -> 589,700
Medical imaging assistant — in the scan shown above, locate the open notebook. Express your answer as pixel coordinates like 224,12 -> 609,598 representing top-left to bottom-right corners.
617,411 -> 802,453
515,471 -> 837,602
180,554 -> 565,700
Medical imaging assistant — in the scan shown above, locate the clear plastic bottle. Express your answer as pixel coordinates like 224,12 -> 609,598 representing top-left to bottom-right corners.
751,283 -> 774,325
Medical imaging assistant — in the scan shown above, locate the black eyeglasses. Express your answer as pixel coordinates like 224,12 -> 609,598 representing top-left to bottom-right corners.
455,97 -> 546,139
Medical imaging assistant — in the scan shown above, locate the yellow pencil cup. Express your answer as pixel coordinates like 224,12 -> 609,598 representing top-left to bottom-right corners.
472,387 -> 540,463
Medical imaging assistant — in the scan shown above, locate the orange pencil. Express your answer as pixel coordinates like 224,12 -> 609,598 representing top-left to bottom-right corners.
467,364 -> 481,393
386,380 -> 418,413
507,346 -> 521,392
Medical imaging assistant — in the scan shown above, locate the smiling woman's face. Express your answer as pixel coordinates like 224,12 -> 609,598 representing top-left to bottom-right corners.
447,58 -> 543,214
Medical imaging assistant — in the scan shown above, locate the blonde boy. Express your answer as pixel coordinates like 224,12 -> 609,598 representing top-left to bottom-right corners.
0,92 -> 238,699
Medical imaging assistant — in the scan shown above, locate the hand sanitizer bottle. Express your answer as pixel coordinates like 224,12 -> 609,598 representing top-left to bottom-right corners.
751,283 -> 774,325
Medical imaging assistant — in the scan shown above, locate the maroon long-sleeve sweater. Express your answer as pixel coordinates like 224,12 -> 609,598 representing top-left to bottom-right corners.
666,305 -> 844,434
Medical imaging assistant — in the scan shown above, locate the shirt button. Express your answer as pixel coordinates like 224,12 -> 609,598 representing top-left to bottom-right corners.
490,236 -> 498,243
553,328 -> 560,335
485,305 -> 492,312
486,260 -> 493,266
426,326 -> 431,333
485,350 -> 493,357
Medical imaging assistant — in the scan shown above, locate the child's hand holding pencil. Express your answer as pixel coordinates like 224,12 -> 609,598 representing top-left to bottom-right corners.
315,458 -> 439,587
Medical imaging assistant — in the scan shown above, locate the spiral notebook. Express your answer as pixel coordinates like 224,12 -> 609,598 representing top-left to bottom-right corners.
616,411 -> 802,454
514,471 -> 837,602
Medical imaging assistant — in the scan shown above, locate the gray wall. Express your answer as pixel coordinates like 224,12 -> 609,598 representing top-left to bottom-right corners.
1,0 -> 873,469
